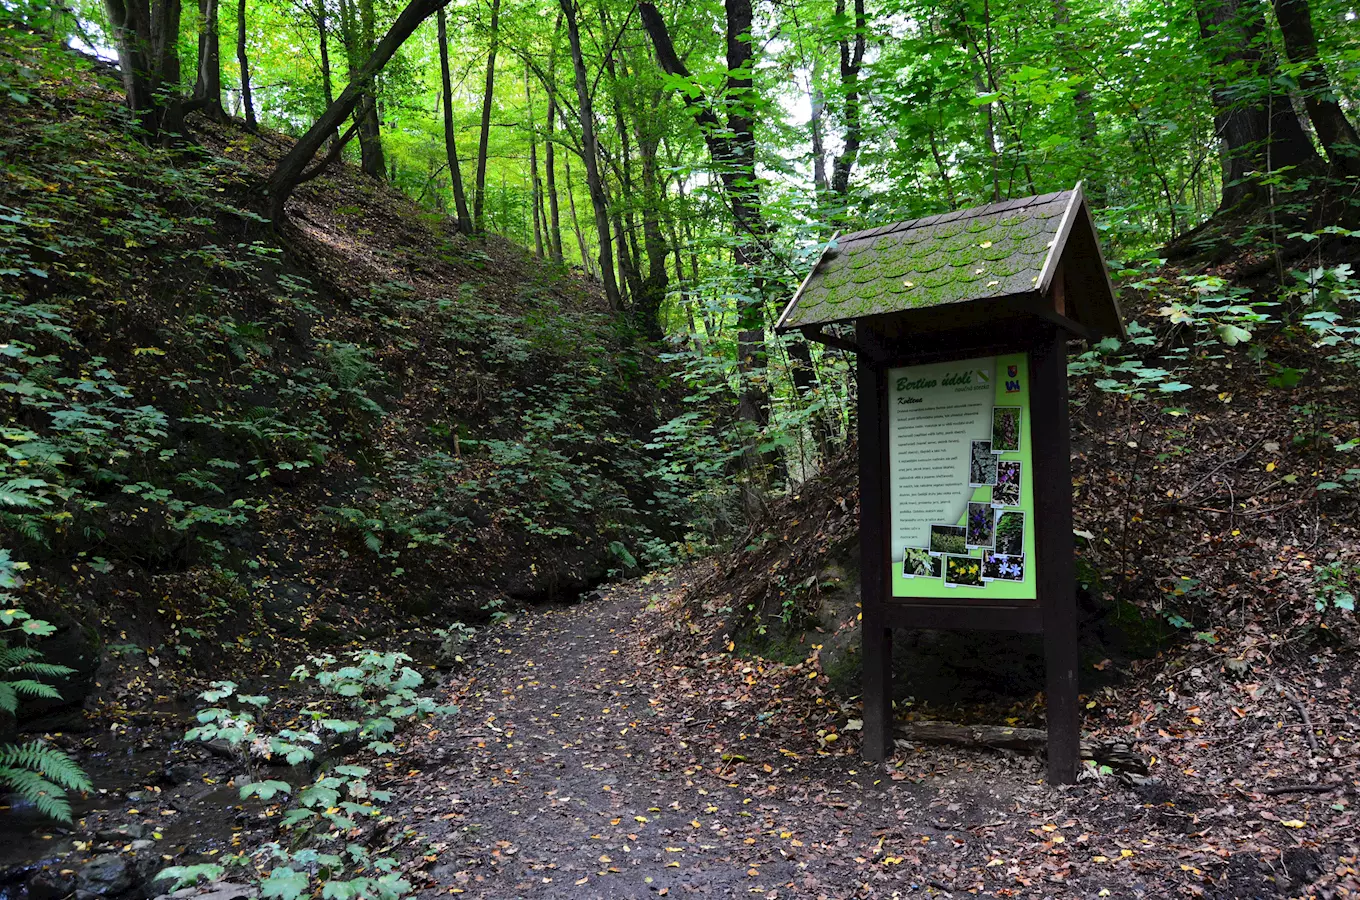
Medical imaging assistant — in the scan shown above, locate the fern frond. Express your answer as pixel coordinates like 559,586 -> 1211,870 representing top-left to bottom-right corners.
8,661 -> 75,678
6,679 -> 61,700
0,767 -> 72,822
0,683 -> 14,714
0,741 -> 93,792
0,646 -> 43,667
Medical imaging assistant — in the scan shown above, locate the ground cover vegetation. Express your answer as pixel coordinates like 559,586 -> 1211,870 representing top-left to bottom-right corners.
0,0 -> 1358,893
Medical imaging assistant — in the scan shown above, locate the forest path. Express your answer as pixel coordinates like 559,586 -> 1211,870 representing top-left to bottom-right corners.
389,574 -> 1193,899
386,573 -> 1338,897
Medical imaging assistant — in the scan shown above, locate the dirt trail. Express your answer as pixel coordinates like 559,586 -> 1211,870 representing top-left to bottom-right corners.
389,576 -> 1138,899
388,573 -> 1358,899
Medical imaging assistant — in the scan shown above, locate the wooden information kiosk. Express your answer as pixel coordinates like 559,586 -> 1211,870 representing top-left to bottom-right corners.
775,185 -> 1123,784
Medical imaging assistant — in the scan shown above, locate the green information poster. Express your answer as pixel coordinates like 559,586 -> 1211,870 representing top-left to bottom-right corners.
887,353 -> 1037,601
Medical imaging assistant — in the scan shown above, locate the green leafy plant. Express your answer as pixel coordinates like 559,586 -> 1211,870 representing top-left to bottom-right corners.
1313,562 -> 1357,616
171,652 -> 456,899
0,550 -> 92,821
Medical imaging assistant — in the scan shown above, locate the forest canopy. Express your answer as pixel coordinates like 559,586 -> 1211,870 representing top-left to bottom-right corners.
0,0 -> 1355,534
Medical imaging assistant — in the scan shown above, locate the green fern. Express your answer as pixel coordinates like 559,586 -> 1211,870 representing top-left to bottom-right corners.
0,741 -> 93,822
0,512 -> 45,544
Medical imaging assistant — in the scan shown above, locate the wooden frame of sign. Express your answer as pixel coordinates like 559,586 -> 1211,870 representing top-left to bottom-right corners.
774,186 -> 1123,785
855,318 -> 1079,783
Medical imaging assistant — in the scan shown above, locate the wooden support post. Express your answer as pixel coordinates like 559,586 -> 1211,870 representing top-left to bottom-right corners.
856,329 -> 892,762
1030,326 -> 1080,784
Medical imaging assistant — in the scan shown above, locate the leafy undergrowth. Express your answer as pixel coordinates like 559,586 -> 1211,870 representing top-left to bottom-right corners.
0,33 -> 680,717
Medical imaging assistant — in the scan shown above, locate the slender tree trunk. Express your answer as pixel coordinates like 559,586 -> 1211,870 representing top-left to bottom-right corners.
194,0 -> 225,118
1272,0 -> 1360,176
437,7 -> 474,233
610,204 -> 636,305
1195,0 -> 1322,209
544,54 -> 564,262
828,0 -> 865,198
524,71 -> 545,257
564,153 -> 592,276
473,0 -> 500,231
633,135 -> 669,341
598,2 -> 642,303
317,0 -> 336,144
236,0 -> 255,129
810,85 -> 829,199
1051,0 -> 1101,205
354,0 -> 386,178
560,0 -> 621,307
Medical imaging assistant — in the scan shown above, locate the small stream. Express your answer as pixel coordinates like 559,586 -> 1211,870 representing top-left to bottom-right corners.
0,705 -> 251,900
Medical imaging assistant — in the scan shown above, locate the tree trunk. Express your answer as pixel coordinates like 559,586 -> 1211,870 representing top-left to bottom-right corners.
264,0 -> 456,220
103,0 -> 185,137
1051,0 -> 1101,205
194,0 -> 225,119
524,71 -> 545,257
639,0 -> 772,516
355,0 -> 386,179
634,136 -> 669,342
544,96 -> 564,263
810,83 -> 829,199
1272,0 -> 1360,177
316,0 -> 336,143
828,0 -> 865,199
236,0 -> 255,129
564,153 -> 592,276
544,35 -> 565,264
438,7 -> 474,233
1195,0 -> 1322,209
560,0 -> 621,308
610,204 -> 637,305
473,0 -> 500,231
598,2 -> 643,304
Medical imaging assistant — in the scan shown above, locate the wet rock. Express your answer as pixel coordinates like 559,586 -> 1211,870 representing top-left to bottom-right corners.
75,854 -> 132,896
203,739 -> 237,759
95,823 -> 145,841
163,762 -> 199,785
154,881 -> 258,900
28,868 -> 78,900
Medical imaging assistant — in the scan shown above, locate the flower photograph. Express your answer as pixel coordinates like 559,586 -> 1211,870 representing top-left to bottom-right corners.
969,439 -> 998,486
982,552 -> 1025,582
945,554 -> 984,587
966,501 -> 995,548
929,524 -> 967,554
993,460 -> 1021,507
992,406 -> 1021,453
995,510 -> 1025,555
903,547 -> 942,578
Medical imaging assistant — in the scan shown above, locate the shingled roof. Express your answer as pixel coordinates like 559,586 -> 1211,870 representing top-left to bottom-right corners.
776,185 -> 1122,340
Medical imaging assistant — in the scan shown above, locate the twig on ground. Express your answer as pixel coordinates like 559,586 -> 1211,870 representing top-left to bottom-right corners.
1278,684 -> 1321,756
1258,783 -> 1336,796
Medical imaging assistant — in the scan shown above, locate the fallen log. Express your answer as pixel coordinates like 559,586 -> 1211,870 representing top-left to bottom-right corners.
894,722 -> 1149,774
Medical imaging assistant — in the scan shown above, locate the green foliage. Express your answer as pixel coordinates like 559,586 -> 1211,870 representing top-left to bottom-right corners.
174,652 -> 454,899
1313,562 -> 1357,616
0,550 -> 91,822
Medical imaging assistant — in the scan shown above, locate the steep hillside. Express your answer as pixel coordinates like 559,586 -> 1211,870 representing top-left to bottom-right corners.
0,32 -> 679,719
